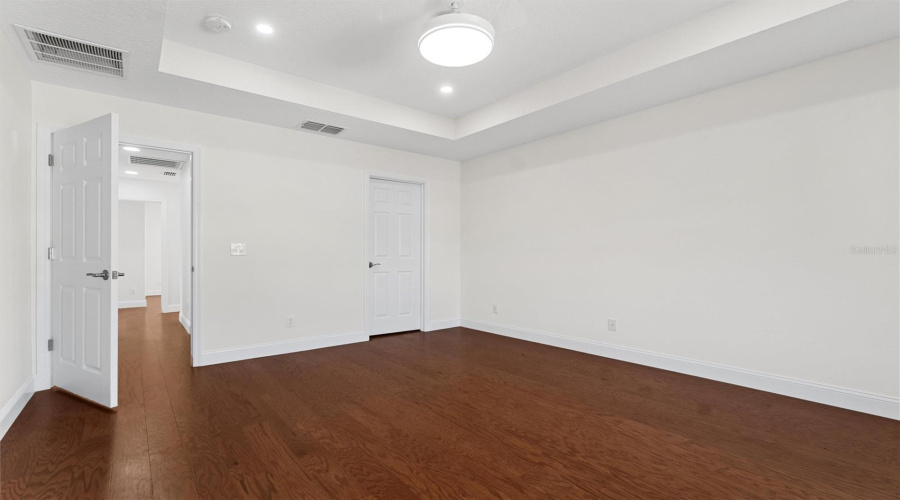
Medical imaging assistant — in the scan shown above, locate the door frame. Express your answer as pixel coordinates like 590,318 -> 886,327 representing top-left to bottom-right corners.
363,172 -> 430,336
36,128 -> 206,392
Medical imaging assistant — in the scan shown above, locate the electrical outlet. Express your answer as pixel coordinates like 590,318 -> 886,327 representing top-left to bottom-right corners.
492,304 -> 499,314
130,288 -> 136,295
285,316 -> 295,328
607,319 -> 617,332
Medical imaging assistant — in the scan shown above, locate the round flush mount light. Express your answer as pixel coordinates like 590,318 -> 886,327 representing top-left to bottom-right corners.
124,171 -> 139,175
440,85 -> 454,94
256,23 -> 274,35
204,15 -> 232,33
122,146 -> 140,152
419,2 -> 494,67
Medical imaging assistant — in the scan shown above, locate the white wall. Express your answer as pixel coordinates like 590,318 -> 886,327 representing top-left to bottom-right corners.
33,84 -> 462,357
0,30 -> 34,436
462,40 -> 900,401
118,200 -> 146,306
119,178 -> 182,313
144,202 -> 163,295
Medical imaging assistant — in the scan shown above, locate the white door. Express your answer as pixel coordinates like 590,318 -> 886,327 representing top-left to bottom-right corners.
367,179 -> 422,335
51,114 -> 119,408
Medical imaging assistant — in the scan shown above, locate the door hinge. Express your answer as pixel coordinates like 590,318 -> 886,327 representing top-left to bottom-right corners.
48,154 -> 54,167
48,247 -> 55,260
48,339 -> 54,351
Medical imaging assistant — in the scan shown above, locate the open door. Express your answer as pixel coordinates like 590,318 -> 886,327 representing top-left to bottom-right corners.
50,114 -> 119,409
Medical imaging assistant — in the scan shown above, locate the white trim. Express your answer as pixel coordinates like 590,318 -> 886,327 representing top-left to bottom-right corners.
0,376 -> 35,440
146,290 -> 162,296
196,331 -> 368,366
191,145 -> 202,367
363,171 -> 430,336
118,299 -> 147,309
462,319 -> 900,420
162,304 -> 181,313
425,318 -> 460,331
179,312 -> 191,334
35,124 -> 52,391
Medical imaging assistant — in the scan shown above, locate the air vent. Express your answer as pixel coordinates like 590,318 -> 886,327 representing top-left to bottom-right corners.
298,120 -> 344,135
320,125 -> 345,135
130,156 -> 183,169
162,171 -> 177,177
15,25 -> 127,78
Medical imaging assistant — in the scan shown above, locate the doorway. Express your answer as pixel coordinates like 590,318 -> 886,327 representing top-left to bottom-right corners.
365,176 -> 426,336
117,142 -> 192,327
35,116 -> 203,409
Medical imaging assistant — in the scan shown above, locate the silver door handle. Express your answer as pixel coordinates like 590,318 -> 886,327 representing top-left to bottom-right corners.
369,262 -> 381,268
86,270 -> 109,280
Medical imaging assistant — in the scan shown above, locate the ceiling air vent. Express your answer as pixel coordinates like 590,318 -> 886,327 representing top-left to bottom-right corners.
130,156 -> 183,169
162,171 -> 177,177
15,25 -> 127,78
298,120 -> 345,135
320,125 -> 345,135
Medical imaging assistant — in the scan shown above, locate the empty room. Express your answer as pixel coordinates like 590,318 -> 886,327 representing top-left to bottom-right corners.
0,0 -> 898,498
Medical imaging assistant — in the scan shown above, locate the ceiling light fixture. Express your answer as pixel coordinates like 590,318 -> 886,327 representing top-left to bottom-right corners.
256,23 -> 274,35
124,171 -> 139,175
419,1 -> 494,67
440,85 -> 454,94
122,146 -> 140,152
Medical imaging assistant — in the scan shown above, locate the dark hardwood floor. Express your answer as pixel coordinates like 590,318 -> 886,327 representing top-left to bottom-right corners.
2,297 -> 898,499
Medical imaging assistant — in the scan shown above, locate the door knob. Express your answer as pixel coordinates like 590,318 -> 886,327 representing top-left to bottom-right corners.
86,270 -> 110,280
369,262 -> 381,268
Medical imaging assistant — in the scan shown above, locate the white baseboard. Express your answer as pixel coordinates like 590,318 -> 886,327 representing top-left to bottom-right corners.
462,319 -> 900,420
179,313 -> 191,334
197,331 -> 368,367
425,318 -> 460,331
1,376 -> 35,440
162,304 -> 181,313
118,299 -> 147,309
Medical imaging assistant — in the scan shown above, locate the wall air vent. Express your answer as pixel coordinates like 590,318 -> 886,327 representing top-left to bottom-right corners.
130,156 -> 183,169
15,25 -> 127,78
162,171 -> 177,177
298,120 -> 345,135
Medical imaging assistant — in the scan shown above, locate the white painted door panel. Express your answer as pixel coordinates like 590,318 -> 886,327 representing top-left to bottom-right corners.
368,179 -> 421,335
51,114 -> 119,408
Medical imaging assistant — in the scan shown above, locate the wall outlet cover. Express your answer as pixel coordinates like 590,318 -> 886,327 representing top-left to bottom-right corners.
608,319 -> 617,332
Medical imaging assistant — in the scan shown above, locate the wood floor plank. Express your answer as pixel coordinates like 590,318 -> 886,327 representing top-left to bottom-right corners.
2,299 -> 897,499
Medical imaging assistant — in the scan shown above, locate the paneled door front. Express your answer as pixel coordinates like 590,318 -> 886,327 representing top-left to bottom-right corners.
51,114 -> 119,408
367,178 -> 422,335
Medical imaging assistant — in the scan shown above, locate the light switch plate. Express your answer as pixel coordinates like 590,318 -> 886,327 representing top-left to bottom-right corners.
231,243 -> 247,256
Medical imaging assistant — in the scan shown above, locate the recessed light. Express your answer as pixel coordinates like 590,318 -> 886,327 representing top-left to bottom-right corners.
124,171 -> 139,175
256,23 -> 274,34
122,146 -> 140,152
440,85 -> 454,94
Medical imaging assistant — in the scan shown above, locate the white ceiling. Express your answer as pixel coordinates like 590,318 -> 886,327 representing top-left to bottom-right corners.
162,0 -> 728,118
1,0 -> 897,161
